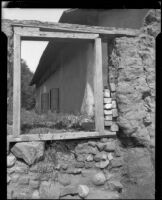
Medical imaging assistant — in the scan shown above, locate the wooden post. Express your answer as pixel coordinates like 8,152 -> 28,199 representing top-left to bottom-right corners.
13,33 -> 21,137
94,38 -> 104,133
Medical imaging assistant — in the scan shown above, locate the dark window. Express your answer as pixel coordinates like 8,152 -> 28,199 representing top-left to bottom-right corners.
50,88 -> 59,113
41,93 -> 49,113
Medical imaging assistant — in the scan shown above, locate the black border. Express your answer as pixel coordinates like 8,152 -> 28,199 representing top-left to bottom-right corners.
1,1 -> 162,200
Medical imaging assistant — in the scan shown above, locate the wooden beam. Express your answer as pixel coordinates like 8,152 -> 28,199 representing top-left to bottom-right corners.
13,33 -> 21,137
11,21 -> 139,36
94,38 -> 104,133
7,131 -> 116,142
14,27 -> 99,39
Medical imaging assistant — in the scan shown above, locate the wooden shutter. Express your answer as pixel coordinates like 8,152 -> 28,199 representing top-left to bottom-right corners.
50,88 -> 59,113
41,93 -> 49,113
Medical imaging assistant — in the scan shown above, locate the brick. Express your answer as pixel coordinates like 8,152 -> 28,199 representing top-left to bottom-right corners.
104,89 -> 110,97
104,98 -> 112,104
105,115 -> 112,121
104,89 -> 110,93
112,101 -> 117,108
104,110 -> 112,115
104,121 -> 113,127
112,109 -> 118,117
104,103 -> 112,109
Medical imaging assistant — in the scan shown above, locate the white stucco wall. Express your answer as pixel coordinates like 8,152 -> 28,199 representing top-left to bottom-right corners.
36,41 -> 95,116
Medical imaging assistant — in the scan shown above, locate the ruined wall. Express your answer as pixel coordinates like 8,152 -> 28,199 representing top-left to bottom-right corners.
5,9 -> 160,199
109,9 -> 160,146
7,138 -> 123,199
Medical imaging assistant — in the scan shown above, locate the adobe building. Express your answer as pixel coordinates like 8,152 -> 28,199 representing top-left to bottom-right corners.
4,9 -> 160,199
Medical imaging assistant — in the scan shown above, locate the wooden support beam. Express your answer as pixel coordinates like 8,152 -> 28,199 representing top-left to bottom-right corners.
11,21 -> 139,36
7,131 -> 116,142
13,33 -> 21,137
14,27 -> 99,39
94,38 -> 104,133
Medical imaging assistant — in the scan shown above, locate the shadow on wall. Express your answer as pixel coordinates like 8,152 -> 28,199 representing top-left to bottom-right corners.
36,40 -> 95,116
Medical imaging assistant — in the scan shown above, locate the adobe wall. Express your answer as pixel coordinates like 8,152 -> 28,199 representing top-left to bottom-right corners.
97,9 -> 149,29
36,41 -> 95,116
109,9 -> 160,146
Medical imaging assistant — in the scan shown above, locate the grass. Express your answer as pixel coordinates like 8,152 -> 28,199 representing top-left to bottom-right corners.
7,108 -> 95,134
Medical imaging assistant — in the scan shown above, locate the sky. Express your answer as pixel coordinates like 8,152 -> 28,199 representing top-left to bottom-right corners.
2,6 -> 68,72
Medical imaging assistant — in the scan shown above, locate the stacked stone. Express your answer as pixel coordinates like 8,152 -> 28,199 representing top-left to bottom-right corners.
7,139 -> 124,199
103,84 -> 119,132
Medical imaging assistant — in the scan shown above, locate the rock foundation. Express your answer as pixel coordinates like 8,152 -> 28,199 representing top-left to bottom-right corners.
7,139 -> 123,199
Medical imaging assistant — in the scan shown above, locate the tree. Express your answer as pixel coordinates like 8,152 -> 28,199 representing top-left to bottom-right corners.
21,59 -> 36,110
7,59 -> 36,111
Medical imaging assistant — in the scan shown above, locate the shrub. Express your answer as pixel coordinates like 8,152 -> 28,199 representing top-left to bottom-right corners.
7,109 -> 95,134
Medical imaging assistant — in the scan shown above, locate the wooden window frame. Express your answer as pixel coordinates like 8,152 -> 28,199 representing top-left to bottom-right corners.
8,26 -> 116,142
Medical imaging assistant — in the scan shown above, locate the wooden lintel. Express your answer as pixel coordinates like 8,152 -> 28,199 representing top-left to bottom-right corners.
14,27 -> 40,33
11,21 -> 139,36
14,27 -> 99,39
7,131 -> 116,142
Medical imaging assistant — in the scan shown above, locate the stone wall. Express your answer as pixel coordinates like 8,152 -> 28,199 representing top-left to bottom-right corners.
7,139 -> 123,199
103,88 -> 119,132
7,137 -> 155,199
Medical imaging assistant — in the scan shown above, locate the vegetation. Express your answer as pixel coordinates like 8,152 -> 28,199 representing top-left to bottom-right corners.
7,59 -> 95,134
7,108 -> 95,134
21,59 -> 36,110
7,59 -> 36,112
